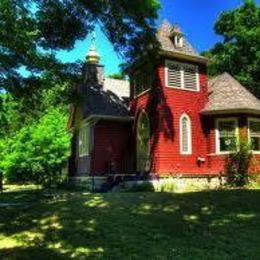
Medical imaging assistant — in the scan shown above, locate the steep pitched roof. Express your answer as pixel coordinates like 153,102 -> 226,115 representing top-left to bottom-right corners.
157,20 -> 200,57
67,79 -> 131,128
80,83 -> 129,119
202,73 -> 260,115
103,78 -> 130,99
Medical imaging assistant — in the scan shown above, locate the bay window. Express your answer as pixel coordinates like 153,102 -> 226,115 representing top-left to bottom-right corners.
248,118 -> 260,152
216,118 -> 238,154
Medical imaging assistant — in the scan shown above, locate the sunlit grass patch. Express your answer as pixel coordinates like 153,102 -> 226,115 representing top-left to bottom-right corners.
0,187 -> 260,259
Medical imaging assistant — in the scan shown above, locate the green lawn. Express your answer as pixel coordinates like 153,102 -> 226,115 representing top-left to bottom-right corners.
0,186 -> 260,259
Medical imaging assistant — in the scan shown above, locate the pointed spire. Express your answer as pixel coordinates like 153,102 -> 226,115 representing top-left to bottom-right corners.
86,31 -> 100,64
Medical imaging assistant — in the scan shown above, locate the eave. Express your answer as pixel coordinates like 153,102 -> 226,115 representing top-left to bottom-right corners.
83,114 -> 134,124
201,108 -> 260,116
159,50 -> 208,65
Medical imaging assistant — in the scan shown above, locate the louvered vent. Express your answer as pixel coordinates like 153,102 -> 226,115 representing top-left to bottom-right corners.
184,65 -> 198,90
168,63 -> 182,88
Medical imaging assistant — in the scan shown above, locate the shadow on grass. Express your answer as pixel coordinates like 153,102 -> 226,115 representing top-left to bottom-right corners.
0,189 -> 260,259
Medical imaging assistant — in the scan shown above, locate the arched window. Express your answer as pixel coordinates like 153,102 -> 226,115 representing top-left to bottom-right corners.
136,110 -> 150,172
180,114 -> 192,154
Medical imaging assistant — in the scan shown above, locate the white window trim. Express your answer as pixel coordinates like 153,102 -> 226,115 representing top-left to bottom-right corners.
180,113 -> 192,155
165,59 -> 200,92
79,123 -> 90,157
248,117 -> 260,154
215,118 -> 239,155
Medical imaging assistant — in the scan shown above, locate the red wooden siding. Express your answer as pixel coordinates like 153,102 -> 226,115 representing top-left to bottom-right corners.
130,60 -> 211,175
130,59 -> 260,176
91,120 -> 132,175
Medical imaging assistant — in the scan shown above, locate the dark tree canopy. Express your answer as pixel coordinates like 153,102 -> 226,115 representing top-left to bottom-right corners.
0,0 -> 160,96
205,0 -> 260,97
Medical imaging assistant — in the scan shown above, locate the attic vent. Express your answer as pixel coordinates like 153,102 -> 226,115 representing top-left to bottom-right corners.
167,62 -> 182,88
183,65 -> 198,90
166,61 -> 200,91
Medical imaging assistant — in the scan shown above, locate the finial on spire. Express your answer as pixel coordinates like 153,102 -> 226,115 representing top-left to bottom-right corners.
86,30 -> 100,64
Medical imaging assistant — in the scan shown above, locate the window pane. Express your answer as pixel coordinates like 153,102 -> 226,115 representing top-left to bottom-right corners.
219,121 -> 236,137
250,121 -> 260,135
182,117 -> 188,152
220,137 -> 237,152
218,120 -> 237,152
251,137 -> 260,151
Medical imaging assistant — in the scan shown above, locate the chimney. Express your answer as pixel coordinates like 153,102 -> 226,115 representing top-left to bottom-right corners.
83,32 -> 104,87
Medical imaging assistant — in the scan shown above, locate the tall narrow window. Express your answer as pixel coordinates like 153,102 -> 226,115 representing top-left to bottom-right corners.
249,119 -> 260,151
216,118 -> 238,154
136,111 -> 150,172
79,124 -> 90,157
180,114 -> 192,154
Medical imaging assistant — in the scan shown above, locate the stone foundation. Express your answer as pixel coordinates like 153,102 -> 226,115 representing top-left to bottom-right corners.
115,176 -> 225,193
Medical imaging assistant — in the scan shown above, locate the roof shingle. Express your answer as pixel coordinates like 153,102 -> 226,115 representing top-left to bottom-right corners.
157,20 -> 199,56
202,73 -> 260,115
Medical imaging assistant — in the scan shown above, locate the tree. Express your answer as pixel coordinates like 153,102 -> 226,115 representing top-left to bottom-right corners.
0,108 -> 71,186
0,0 -> 160,96
205,0 -> 260,97
107,73 -> 125,80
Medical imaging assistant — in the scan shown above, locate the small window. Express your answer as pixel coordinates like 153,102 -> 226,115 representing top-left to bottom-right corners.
249,119 -> 260,151
79,124 -> 90,157
216,119 -> 238,153
180,114 -> 192,154
174,36 -> 183,48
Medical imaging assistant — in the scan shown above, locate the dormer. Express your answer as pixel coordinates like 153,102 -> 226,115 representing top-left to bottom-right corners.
170,25 -> 184,48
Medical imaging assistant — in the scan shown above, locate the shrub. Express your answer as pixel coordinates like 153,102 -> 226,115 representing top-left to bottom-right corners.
225,140 -> 252,187
0,108 -> 71,187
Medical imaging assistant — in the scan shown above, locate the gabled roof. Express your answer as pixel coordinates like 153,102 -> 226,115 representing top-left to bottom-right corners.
202,73 -> 260,115
103,78 -> 130,99
157,20 -> 198,56
67,78 -> 131,128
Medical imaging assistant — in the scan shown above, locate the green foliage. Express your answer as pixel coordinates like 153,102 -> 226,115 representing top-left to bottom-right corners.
0,0 -> 160,96
0,108 -> 71,186
225,140 -> 252,187
206,0 -> 260,97
107,73 -> 125,80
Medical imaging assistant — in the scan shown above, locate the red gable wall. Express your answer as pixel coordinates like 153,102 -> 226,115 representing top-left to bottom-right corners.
130,59 -> 220,176
91,120 -> 133,175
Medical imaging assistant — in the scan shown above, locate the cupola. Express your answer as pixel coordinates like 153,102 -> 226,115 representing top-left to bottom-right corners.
86,32 -> 101,64
83,31 -> 104,86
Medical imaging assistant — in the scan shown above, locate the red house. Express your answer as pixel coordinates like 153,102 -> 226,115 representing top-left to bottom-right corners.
69,21 -> 260,186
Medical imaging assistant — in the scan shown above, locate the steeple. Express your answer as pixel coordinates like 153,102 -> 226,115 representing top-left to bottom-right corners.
86,31 -> 100,64
83,30 -> 104,87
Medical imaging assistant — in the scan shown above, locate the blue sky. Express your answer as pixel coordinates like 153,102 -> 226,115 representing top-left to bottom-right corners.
57,0 -> 260,76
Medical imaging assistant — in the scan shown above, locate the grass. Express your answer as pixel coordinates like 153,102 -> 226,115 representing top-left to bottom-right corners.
0,186 -> 260,259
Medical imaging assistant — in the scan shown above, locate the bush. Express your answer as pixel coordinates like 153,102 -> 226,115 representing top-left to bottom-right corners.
225,140 -> 252,187
0,108 -> 71,187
